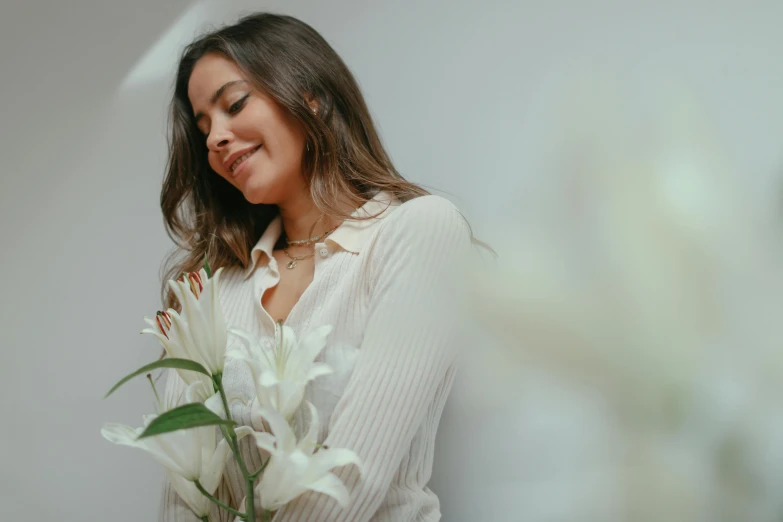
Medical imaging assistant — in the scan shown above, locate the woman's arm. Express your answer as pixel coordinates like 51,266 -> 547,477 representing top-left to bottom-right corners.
271,195 -> 473,522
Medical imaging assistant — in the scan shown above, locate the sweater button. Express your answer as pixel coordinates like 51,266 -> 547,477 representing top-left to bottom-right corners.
318,247 -> 329,258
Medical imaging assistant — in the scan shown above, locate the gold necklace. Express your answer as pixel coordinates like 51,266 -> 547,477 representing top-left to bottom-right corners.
282,224 -> 340,270
282,246 -> 314,270
284,223 -> 340,246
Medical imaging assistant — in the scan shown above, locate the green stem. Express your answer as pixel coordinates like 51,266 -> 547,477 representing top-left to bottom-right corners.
213,373 -> 233,423
250,457 -> 269,481
264,509 -> 272,522
200,516 -> 210,522
194,481 -> 246,518
213,372 -> 256,522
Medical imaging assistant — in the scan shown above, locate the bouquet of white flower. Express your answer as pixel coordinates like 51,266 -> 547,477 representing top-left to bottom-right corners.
101,258 -> 362,522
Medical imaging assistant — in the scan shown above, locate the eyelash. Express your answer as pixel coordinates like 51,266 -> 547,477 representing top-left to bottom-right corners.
229,94 -> 248,114
201,94 -> 248,138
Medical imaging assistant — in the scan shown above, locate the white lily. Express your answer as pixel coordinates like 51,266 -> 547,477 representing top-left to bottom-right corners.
164,468 -> 214,518
141,267 -> 228,399
227,323 -> 334,422
248,402 -> 362,511
101,388 -> 254,517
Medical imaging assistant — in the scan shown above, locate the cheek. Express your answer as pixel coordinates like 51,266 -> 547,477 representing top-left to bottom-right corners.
208,153 -> 227,177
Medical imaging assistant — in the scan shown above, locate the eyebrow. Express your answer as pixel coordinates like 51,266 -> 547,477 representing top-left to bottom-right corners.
193,79 -> 248,123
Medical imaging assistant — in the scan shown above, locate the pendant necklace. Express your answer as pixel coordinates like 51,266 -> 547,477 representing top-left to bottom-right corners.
282,223 -> 341,270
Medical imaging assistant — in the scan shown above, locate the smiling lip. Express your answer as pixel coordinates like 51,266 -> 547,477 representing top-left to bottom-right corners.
223,144 -> 262,174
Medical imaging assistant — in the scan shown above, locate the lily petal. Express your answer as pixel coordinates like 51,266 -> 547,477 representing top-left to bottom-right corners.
303,472 -> 351,507
200,436 -> 233,493
255,407 -> 296,451
166,469 -> 211,517
305,363 -> 334,382
100,422 -> 141,447
185,381 -> 211,404
299,402 -> 320,453
308,448 -> 363,478
250,431 -> 278,454
203,391 -> 224,417
233,425 -> 256,439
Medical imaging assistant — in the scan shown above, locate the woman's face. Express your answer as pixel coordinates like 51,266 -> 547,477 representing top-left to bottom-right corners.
187,52 -> 308,205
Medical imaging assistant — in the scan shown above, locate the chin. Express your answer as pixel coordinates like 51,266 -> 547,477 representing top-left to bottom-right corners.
241,180 -> 278,206
236,168 -> 291,206
244,193 -> 272,206
240,187 -> 268,205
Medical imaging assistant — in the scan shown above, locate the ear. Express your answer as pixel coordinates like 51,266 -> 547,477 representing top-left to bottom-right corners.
304,92 -> 319,114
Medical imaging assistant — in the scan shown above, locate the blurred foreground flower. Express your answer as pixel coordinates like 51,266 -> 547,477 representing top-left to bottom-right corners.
469,82 -> 783,522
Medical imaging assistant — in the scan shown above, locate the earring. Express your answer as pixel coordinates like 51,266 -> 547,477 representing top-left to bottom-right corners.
306,142 -> 310,152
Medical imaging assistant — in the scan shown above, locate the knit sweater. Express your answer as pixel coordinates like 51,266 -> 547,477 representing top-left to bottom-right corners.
159,191 -> 473,522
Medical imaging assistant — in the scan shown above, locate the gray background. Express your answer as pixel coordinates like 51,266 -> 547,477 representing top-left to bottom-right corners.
2,1 -> 782,521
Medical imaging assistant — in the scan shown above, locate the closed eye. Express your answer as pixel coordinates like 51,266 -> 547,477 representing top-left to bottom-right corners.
229,94 -> 249,114
199,94 -> 249,140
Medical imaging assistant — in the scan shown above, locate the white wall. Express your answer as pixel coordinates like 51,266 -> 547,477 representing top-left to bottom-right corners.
2,1 -> 782,521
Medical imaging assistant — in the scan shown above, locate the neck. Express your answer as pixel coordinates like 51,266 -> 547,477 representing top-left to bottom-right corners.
277,192 -> 342,247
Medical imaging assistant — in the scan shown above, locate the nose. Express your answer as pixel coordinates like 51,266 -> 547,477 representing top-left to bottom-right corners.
206,123 -> 232,151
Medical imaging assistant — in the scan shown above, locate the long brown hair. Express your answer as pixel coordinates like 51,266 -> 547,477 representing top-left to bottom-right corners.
157,13 -> 493,352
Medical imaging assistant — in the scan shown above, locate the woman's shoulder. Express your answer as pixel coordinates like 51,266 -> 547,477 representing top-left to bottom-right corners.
368,194 -> 472,256
385,194 -> 468,231
364,193 -> 476,298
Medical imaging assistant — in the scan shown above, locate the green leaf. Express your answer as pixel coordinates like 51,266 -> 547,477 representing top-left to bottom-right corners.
203,253 -> 213,279
138,402 -> 235,438
104,358 -> 211,399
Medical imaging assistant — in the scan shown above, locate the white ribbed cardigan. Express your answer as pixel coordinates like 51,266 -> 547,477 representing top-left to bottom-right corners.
160,192 -> 472,522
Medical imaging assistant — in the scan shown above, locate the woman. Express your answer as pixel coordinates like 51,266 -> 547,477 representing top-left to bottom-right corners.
158,12 -> 480,522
